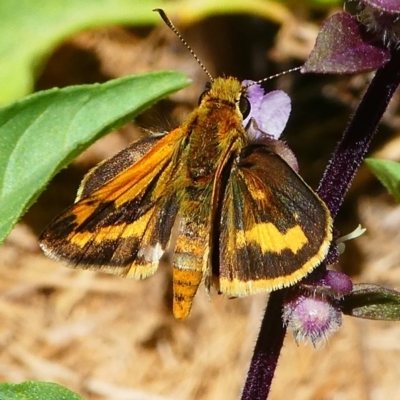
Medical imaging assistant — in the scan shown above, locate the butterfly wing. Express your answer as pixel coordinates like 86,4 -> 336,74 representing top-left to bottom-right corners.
39,128 -> 185,279
218,144 -> 332,296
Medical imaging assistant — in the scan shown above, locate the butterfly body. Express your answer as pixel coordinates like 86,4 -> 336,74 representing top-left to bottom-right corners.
39,76 -> 332,319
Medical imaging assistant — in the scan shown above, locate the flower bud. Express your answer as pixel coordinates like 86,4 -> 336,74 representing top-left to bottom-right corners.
283,294 -> 342,346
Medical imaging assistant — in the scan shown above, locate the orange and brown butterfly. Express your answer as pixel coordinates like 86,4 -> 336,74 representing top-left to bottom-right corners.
39,9 -> 333,320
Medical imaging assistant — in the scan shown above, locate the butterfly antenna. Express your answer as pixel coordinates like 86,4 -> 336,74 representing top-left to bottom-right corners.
245,67 -> 301,88
154,9 -> 214,81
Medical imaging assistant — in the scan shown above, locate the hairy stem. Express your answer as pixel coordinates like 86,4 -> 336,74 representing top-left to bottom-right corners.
241,290 -> 286,400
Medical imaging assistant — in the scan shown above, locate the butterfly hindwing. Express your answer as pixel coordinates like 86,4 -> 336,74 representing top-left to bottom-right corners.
218,144 -> 332,296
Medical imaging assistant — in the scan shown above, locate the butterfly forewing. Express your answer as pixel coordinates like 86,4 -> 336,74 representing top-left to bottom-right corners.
77,135 -> 163,200
40,128 -> 185,279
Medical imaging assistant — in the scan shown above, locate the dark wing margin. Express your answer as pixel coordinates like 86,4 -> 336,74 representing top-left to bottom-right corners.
218,145 -> 332,296
39,129 -> 184,279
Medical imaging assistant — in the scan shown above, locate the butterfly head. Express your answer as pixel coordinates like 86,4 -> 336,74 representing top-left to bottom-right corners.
198,77 -> 251,120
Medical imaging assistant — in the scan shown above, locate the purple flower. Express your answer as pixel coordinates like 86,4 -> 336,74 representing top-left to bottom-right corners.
242,81 -> 298,170
242,80 -> 291,141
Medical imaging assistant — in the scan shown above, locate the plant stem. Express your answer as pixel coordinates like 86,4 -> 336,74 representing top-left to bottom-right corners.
241,290 -> 286,400
317,48 -> 400,217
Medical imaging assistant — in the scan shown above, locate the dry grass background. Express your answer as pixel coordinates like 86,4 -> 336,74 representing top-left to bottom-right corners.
2,8 -> 400,400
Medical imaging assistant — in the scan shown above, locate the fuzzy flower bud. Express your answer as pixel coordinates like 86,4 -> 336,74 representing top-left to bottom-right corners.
283,294 -> 342,346
324,270 -> 353,298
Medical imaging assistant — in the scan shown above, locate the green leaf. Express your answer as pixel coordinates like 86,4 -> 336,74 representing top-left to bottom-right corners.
366,158 -> 400,203
342,283 -> 400,320
0,381 -> 83,400
0,0 -> 162,104
0,70 -> 190,244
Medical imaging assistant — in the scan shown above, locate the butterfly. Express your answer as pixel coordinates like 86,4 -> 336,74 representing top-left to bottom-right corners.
39,74 -> 332,319
39,10 -> 332,320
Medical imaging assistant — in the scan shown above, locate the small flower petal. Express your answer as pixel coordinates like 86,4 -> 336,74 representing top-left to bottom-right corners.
242,81 -> 291,140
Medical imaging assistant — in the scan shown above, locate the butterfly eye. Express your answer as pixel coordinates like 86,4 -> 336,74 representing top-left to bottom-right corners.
198,89 -> 209,105
239,96 -> 250,119
198,82 -> 212,105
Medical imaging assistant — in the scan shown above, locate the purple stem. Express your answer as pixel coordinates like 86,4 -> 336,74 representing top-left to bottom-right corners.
241,290 -> 286,400
241,48 -> 400,400
317,48 -> 400,217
